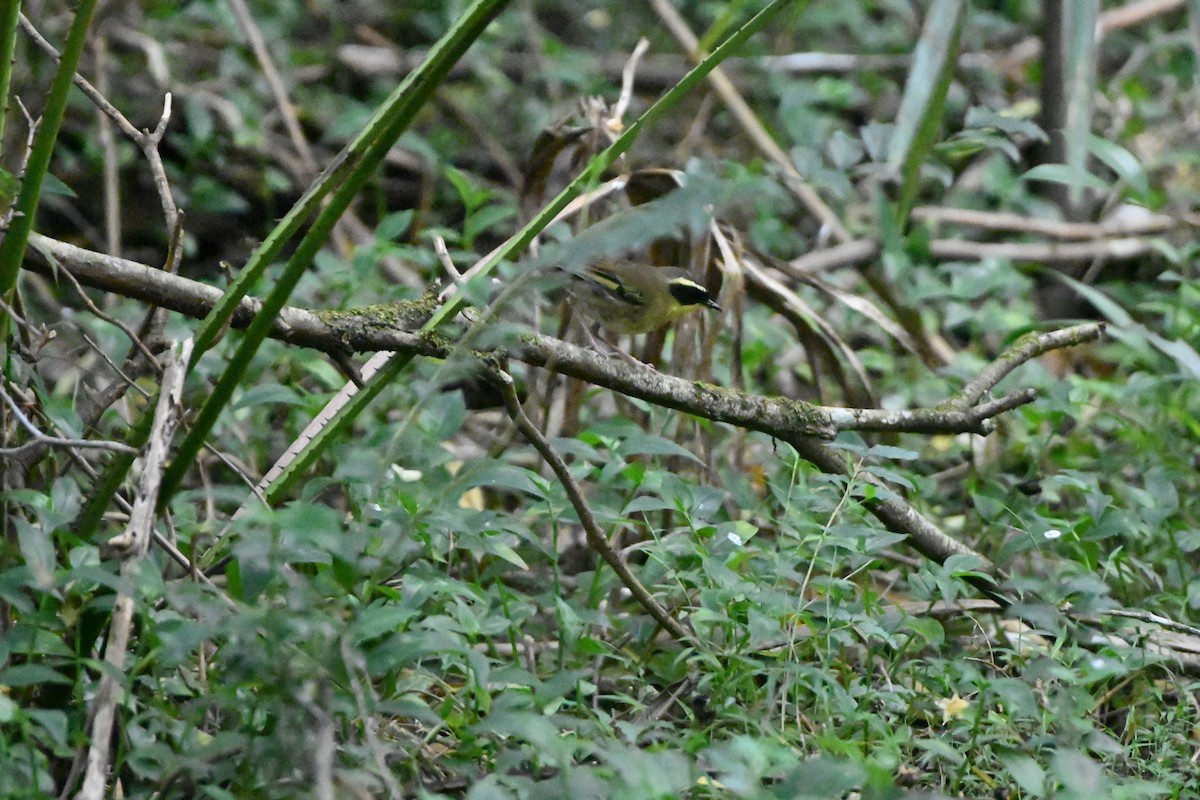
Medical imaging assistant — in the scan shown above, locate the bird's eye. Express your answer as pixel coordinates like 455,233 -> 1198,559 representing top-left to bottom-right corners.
667,279 -> 712,308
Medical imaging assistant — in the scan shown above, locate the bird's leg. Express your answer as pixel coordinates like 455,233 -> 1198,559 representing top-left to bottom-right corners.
581,324 -> 653,369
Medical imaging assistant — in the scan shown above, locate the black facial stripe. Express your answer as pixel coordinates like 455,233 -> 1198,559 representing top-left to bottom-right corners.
667,279 -> 713,307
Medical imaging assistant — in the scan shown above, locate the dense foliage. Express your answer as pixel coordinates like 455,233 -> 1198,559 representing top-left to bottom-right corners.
3,1 -> 1200,798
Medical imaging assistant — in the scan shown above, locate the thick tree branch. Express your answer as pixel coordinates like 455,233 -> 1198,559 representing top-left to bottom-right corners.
24,234 -> 1101,442
956,324 -> 1106,407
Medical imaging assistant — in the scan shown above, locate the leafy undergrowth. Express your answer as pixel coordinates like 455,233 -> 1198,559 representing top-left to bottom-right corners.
6,2 -> 1200,799
10,276 -> 1199,798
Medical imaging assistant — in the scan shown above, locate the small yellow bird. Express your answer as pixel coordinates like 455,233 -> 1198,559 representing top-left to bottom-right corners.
566,260 -> 721,335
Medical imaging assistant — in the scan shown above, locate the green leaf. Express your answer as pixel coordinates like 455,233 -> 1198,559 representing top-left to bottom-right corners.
623,495 -> 675,514
944,552 -> 989,575
614,432 -> 702,462
40,172 -> 76,198
232,383 -> 304,411
963,106 -> 1048,141
1020,163 -> 1110,193
26,708 -> 70,748
445,164 -> 491,212
464,203 -> 517,243
864,444 -> 919,461
0,664 -> 72,687
0,168 -> 18,206
899,615 -> 945,647
482,538 -> 529,570
1088,135 -> 1150,197
375,210 -> 415,242
1051,749 -> 1104,792
460,462 -> 548,500
778,757 -> 866,799
1145,332 -> 1200,379
16,518 -> 55,590
721,520 -> 759,546
352,603 -> 417,643
1000,753 -> 1046,796
885,0 -> 963,225
912,737 -> 964,763
1046,271 -> 1134,326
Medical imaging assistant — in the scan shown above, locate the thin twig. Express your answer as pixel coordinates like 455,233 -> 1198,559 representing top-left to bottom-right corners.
1,97 -> 37,229
224,0 -> 318,173
75,339 -> 191,800
647,0 -> 850,243
0,382 -> 137,455
494,369 -> 694,644
912,205 -> 1180,240
141,93 -> 183,274
783,234 -> 1159,276
433,235 -> 463,285
20,16 -> 181,270
53,254 -> 161,368
613,37 -> 651,123
1094,608 -> 1200,640
78,332 -> 152,398
19,15 -> 142,140
94,35 -> 121,257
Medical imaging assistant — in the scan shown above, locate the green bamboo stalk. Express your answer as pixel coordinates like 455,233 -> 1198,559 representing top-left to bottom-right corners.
256,0 -> 802,503
0,0 -> 99,295
154,0 -> 511,508
190,0 -> 512,359
886,0 -> 963,227
0,1 -> 22,148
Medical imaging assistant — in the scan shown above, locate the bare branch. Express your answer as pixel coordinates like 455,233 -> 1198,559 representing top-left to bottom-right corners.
0,382 -> 138,456
495,369 -> 695,644
613,37 -> 651,123
23,234 -> 1101,441
76,339 -> 191,800
956,324 -> 1107,407
19,16 -> 182,268
912,205 -> 1181,240
928,237 -> 1154,264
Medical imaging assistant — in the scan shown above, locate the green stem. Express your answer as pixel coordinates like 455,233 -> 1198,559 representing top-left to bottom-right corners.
156,0 -> 511,507
253,0 -> 802,504
0,1 -> 22,148
0,0 -> 100,295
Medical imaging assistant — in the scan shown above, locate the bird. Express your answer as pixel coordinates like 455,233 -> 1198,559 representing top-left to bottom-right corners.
565,260 -> 721,336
